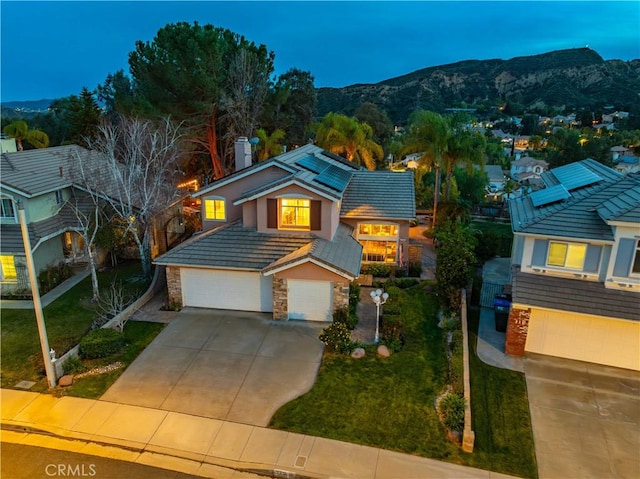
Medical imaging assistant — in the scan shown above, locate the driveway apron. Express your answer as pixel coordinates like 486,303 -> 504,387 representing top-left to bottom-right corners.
524,353 -> 640,479
101,308 -> 324,427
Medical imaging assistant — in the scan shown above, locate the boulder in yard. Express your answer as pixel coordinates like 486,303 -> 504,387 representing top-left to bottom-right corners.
350,347 -> 366,359
58,375 -> 73,387
377,344 -> 391,357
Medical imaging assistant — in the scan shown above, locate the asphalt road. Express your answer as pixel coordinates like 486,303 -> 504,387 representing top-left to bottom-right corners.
1,443 -> 206,479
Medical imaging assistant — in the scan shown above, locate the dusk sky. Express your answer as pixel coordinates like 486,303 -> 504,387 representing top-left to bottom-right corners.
1,1 -> 639,102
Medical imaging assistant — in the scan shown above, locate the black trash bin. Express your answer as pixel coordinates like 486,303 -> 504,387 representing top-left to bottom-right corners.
493,293 -> 512,332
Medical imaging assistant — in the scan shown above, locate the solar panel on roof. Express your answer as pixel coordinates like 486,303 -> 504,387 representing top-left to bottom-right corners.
530,184 -> 571,207
316,165 -> 352,192
552,162 -> 602,191
296,155 -> 330,174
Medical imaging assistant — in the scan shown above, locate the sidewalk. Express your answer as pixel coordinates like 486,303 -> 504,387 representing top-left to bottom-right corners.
0,389 -> 518,479
0,265 -> 91,310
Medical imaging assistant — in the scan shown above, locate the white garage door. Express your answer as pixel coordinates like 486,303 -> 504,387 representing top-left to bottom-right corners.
288,279 -> 333,322
181,269 -> 273,312
526,309 -> 640,371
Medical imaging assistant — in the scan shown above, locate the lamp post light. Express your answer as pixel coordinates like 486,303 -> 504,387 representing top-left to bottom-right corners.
370,288 -> 389,344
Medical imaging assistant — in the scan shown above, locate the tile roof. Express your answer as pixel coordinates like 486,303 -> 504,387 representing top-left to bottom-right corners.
1,145 -> 94,196
510,160 -> 640,240
153,221 -> 313,270
263,223 -> 362,278
341,171 -> 415,219
0,195 -> 99,254
512,269 -> 640,322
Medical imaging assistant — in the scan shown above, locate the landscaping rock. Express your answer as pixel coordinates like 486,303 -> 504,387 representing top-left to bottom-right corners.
377,344 -> 391,357
58,375 -> 73,387
350,347 -> 366,359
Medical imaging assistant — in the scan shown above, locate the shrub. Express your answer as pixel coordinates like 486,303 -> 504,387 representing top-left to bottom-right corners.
361,263 -> 393,278
408,263 -> 422,278
333,306 -> 358,330
319,322 -> 353,354
438,393 -> 466,432
388,278 -> 420,290
63,356 -> 87,375
79,328 -> 125,359
38,262 -> 73,295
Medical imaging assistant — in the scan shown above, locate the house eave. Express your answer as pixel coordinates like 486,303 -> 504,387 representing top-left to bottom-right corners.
262,257 -> 356,281
233,179 -> 340,205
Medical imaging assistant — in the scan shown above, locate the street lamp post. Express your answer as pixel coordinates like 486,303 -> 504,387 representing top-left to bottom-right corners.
17,201 -> 57,388
370,288 -> 389,344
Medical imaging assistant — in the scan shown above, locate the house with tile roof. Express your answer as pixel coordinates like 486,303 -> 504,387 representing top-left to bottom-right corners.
154,139 -> 415,322
0,145 -> 185,293
506,158 -> 640,370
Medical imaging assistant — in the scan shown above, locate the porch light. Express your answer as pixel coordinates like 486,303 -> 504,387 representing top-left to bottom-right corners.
370,288 -> 389,344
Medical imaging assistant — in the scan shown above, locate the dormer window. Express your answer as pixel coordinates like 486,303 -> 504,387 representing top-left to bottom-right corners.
632,240 -> 640,275
547,241 -> 586,269
204,197 -> 226,221
280,198 -> 310,229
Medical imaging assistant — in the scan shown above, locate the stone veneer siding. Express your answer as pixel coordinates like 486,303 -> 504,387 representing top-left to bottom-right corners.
166,266 -> 182,307
333,282 -> 349,312
505,307 -> 531,356
272,276 -> 288,321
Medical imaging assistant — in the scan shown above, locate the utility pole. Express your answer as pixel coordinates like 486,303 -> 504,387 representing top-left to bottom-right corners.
17,201 -> 57,388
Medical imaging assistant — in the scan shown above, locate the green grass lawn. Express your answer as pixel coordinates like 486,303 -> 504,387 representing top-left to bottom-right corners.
0,262 -> 150,391
270,284 -> 538,478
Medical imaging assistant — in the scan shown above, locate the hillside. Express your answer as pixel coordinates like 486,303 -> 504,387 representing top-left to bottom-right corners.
316,48 -> 640,124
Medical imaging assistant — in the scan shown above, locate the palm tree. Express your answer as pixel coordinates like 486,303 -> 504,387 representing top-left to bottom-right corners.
313,113 -> 383,170
3,120 -> 50,151
255,128 -> 286,161
402,111 -> 450,227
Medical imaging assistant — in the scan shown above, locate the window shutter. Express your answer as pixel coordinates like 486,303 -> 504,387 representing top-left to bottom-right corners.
310,200 -> 322,231
612,238 -> 635,277
267,199 -> 277,228
531,239 -> 548,266
583,245 -> 602,273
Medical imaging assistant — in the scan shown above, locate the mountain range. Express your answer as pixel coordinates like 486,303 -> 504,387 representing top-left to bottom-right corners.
316,48 -> 640,124
2,48 -> 639,125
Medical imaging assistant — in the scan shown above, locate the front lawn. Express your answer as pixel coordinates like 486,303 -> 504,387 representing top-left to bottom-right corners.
0,262 -> 150,391
269,283 -> 538,478
55,320 -> 165,399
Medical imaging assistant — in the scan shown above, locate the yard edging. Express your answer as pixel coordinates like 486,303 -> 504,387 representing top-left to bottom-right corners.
460,287 -> 475,452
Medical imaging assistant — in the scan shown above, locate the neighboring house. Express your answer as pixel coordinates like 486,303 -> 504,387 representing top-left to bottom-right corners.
154,139 -> 416,322
483,164 -> 507,194
613,155 -> 640,175
510,156 -> 549,184
507,159 -> 640,370
0,145 -> 185,294
0,136 -> 18,154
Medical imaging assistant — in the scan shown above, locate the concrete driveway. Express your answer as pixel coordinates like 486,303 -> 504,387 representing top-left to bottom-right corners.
101,308 -> 325,427
525,353 -> 640,479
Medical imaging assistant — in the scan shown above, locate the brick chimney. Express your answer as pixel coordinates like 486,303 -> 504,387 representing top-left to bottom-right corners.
234,137 -> 252,171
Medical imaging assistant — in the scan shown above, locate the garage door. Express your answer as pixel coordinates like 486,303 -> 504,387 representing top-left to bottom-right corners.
525,309 -> 640,371
288,279 -> 333,322
181,269 -> 273,312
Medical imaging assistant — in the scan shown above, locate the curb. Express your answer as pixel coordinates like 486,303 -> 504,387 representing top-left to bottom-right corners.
1,421 -> 323,479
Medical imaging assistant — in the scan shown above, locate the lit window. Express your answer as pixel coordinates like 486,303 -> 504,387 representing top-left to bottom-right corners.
633,241 -> 640,275
280,198 -> 310,229
1,199 -> 14,218
547,242 -> 587,269
358,224 -> 398,237
204,198 -> 226,220
0,255 -> 17,281
358,223 -> 399,263
361,240 -> 398,263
